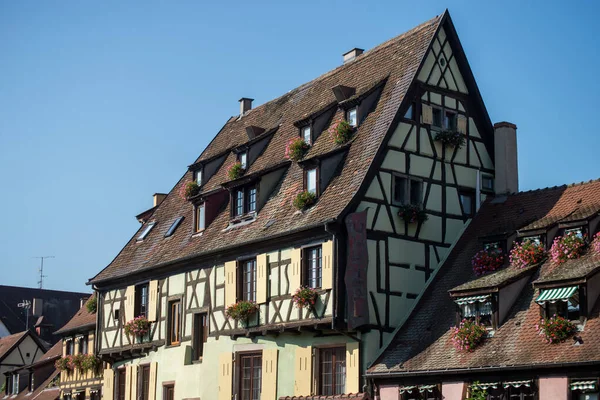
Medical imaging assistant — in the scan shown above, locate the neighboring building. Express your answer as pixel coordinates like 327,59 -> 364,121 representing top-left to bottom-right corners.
3,341 -> 61,400
54,297 -> 102,400
0,331 -> 46,380
88,10 -> 512,400
0,286 -> 90,344
367,179 -> 600,400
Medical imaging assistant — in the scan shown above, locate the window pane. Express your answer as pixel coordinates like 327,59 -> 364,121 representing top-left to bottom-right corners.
239,152 -> 247,169
240,354 -> 262,400
393,176 -> 407,204
307,169 -> 317,195
404,103 -> 413,120
348,108 -> 357,127
410,180 -> 421,205
432,108 -> 442,127
460,193 -> 473,215
247,188 -> 257,213
197,205 -> 205,231
307,246 -> 322,288
236,190 -> 244,216
196,170 -> 202,185
445,112 -> 457,130
302,126 -> 311,144
243,260 -> 257,302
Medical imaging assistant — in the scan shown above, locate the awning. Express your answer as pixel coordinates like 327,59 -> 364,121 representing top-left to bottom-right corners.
419,385 -> 437,393
455,294 -> 491,306
474,382 -> 500,390
536,286 -> 578,304
571,380 -> 598,391
504,380 -> 532,388
399,386 -> 417,394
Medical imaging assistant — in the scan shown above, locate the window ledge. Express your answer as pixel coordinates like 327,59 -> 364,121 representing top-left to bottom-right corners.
192,358 -> 203,365
165,343 -> 181,349
192,230 -> 205,238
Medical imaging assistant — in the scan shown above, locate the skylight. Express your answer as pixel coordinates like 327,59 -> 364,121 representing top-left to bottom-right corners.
165,217 -> 184,238
137,222 -> 156,241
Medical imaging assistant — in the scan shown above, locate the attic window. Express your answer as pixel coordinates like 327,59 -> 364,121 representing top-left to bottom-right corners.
238,151 -> 248,169
484,241 -> 503,254
195,169 -> 203,186
564,227 -> 584,239
481,175 -> 494,192
536,286 -> 581,321
455,294 -> 494,328
231,185 -> 257,219
165,217 -> 183,238
306,167 -> 318,196
521,235 -> 543,247
347,107 -> 358,127
301,126 -> 312,145
137,222 -> 156,241
195,205 -> 205,232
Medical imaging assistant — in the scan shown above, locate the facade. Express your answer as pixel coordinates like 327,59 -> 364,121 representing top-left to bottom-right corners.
87,11 -> 513,400
0,331 -> 46,379
367,179 -> 600,400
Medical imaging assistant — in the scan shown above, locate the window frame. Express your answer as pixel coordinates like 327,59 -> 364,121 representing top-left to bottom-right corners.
165,216 -> 184,238
430,104 -> 458,132
167,299 -> 182,346
238,258 -> 258,302
77,334 -> 88,355
192,312 -> 208,361
346,107 -> 358,127
194,168 -> 203,186
391,173 -> 423,207
238,151 -> 248,170
195,203 -> 206,232
457,296 -> 496,329
116,368 -> 127,400
303,245 -> 323,289
137,221 -> 156,242
481,175 -> 495,193
230,184 -> 259,220
65,338 -> 74,356
134,283 -> 149,318
138,364 -> 151,400
304,167 -> 320,197
237,351 -> 263,400
163,383 -> 175,400
316,346 -> 346,396
458,188 -> 476,217
301,125 -> 312,145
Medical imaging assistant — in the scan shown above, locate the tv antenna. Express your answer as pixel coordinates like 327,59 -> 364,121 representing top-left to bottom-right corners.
17,300 -> 31,330
33,256 -> 54,289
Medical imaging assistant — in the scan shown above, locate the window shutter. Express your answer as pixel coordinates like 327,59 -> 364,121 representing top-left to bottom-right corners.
457,115 -> 467,134
124,286 -> 135,322
124,366 -> 132,400
421,104 -> 433,125
103,369 -> 114,400
261,348 -> 278,400
218,352 -> 233,400
346,342 -> 360,394
294,346 -> 312,396
148,362 -> 158,400
224,261 -> 237,307
256,254 -> 268,304
321,240 -> 334,290
130,366 -> 138,400
147,280 -> 159,322
289,248 -> 302,293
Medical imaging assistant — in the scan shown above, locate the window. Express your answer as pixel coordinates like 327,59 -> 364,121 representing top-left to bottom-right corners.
432,107 -> 443,128
247,187 -> 257,213
29,373 -> 34,392
400,385 -> 440,400
241,259 -> 257,302
404,102 -> 415,120
481,175 -> 494,192
195,205 -> 205,232
195,169 -> 203,186
168,300 -> 181,345
239,352 -> 262,400
392,175 -> 422,206
117,369 -> 127,400
235,190 -> 244,216
12,374 -> 18,394
570,379 -> 599,400
192,313 -> 208,361
302,126 -> 312,144
504,385 -> 536,400
547,296 -> 580,321
318,347 -> 346,395
521,235 -> 542,247
565,227 -> 584,239
238,151 -> 248,169
304,246 -> 322,289
138,365 -> 150,400
445,111 -> 457,131
78,335 -> 88,355
114,309 -> 120,321
137,222 -> 156,241
165,216 -> 184,237
457,295 -> 494,328
232,186 -> 257,218
484,241 -> 503,254
459,190 -> 475,216
431,106 -> 457,131
65,338 -> 74,355
135,283 -> 149,318
536,286 -> 581,321
89,389 -> 101,400
347,107 -> 358,127
306,168 -> 318,195
163,384 -> 175,400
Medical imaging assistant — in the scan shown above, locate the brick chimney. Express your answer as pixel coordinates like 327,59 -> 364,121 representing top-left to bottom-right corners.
153,193 -> 167,207
493,122 -> 519,194
239,98 -> 253,116
342,48 -> 364,64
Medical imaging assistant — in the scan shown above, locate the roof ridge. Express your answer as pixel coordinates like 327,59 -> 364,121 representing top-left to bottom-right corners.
503,177 -> 600,197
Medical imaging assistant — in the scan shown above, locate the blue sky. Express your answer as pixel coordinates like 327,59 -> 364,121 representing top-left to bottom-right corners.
1,1 -> 598,292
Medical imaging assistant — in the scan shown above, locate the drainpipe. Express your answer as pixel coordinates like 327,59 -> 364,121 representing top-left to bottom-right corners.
476,169 -> 482,211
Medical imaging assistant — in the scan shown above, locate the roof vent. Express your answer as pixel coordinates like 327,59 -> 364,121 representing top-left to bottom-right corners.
239,98 -> 254,116
342,48 -> 364,64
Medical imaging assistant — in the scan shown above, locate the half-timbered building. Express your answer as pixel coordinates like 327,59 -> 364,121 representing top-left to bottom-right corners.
88,10 -> 515,400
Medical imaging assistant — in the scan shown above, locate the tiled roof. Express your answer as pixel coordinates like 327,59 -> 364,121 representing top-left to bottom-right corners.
30,371 -> 60,400
89,13 -> 444,284
450,263 -> 539,293
0,331 -> 27,361
54,295 -> 96,335
279,394 -> 369,400
368,179 -> 600,376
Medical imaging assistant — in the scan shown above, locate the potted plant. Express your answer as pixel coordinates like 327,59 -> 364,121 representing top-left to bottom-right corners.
225,300 -> 258,326
328,120 -> 354,145
179,181 -> 200,200
592,232 -> 600,254
86,297 -> 97,314
293,191 -> 316,211
536,315 -> 577,343
55,355 -> 75,372
227,162 -> 245,180
434,130 -> 465,148
292,287 -> 318,310
471,249 -> 504,276
397,204 -> 428,224
80,354 -> 101,373
124,316 -> 151,342
509,240 -> 547,269
285,138 -> 310,162
450,319 -> 487,352
550,231 -> 586,264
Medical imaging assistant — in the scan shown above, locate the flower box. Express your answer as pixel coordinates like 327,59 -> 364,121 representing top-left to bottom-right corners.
55,355 -> 75,372
471,249 -> 504,276
550,231 -> 586,264
225,300 -> 258,323
292,287 -> 318,309
450,319 -> 486,352
536,315 -> 577,343
285,138 -> 310,162
328,120 -> 354,145
509,240 -> 546,269
124,316 -> 151,338
293,191 -> 316,211
227,162 -> 245,180
397,204 -> 428,224
434,130 -> 465,148
179,181 -> 200,200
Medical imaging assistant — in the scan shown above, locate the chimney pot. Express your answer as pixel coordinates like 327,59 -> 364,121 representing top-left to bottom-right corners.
493,121 -> 519,194
342,48 -> 364,64
153,193 -> 167,207
239,98 -> 254,116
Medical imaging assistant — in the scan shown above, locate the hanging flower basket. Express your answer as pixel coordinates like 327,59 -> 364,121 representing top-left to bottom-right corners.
225,300 -> 258,322
124,316 -> 151,338
55,355 -> 75,372
227,162 -> 245,180
450,319 -> 487,352
550,231 -> 586,264
292,287 -> 319,309
471,249 -> 504,276
591,232 -> 600,254
179,181 -> 200,200
285,138 -> 310,162
328,120 -> 354,145
397,204 -> 428,224
86,297 -> 97,314
536,315 -> 577,344
293,191 -> 316,211
509,240 -> 547,269
434,130 -> 465,148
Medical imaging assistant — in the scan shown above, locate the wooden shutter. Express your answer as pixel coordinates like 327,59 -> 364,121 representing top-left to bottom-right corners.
130,365 -> 138,400
321,240 -> 334,290
261,348 -> 278,400
294,346 -> 312,396
224,261 -> 237,307
421,104 -> 433,125
218,353 -> 233,400
148,362 -> 158,400
147,280 -> 159,322
457,115 -> 467,134
124,365 -> 132,400
124,286 -> 135,322
289,248 -> 302,293
103,369 -> 114,400
256,253 -> 268,304
346,342 -> 360,394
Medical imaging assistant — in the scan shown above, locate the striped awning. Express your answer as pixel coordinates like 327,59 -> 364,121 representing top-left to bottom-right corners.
536,286 -> 578,304
455,294 -> 491,306
504,380 -> 532,388
419,385 -> 437,393
571,380 -> 598,391
399,386 -> 417,394
474,382 -> 500,390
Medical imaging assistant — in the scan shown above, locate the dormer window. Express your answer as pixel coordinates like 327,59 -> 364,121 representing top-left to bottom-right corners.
306,167 -> 318,196
565,227 -> 584,239
195,204 -> 205,232
238,151 -> 248,169
231,185 -> 257,219
455,294 -> 494,328
137,221 -> 156,241
536,286 -> 581,321
521,235 -> 543,246
347,107 -> 358,127
484,241 -> 503,254
301,126 -> 312,145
